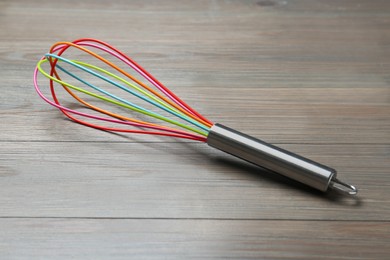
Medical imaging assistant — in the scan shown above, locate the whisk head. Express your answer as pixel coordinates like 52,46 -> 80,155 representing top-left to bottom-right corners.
33,38 -> 213,142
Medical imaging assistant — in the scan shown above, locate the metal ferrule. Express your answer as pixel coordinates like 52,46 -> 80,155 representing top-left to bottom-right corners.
207,123 -> 357,194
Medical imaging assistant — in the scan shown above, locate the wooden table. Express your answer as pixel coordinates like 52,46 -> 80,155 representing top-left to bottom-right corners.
1,0 -> 389,259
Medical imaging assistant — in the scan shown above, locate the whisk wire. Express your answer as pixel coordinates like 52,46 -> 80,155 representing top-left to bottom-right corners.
34,65 -> 206,141
49,40 -> 213,128
34,38 -> 214,142
45,53 -> 209,133
66,38 -> 213,126
37,58 -> 208,137
72,61 -> 186,117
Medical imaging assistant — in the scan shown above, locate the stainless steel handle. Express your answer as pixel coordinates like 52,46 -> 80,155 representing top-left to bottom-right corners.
207,124 -> 357,194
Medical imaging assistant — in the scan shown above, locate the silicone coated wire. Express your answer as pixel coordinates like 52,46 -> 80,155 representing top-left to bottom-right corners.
46,45 -> 179,132
33,65 -> 206,141
40,51 -> 207,140
75,42 -> 198,120
67,38 -> 213,126
34,39 -> 213,141
45,53 -> 209,133
75,41 -> 213,128
73,60 -> 189,119
48,40 -> 213,128
48,42 -> 213,133
37,58 -> 208,137
50,41 -> 212,132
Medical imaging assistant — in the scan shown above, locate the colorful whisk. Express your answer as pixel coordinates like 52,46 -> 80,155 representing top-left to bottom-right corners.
33,38 -> 357,195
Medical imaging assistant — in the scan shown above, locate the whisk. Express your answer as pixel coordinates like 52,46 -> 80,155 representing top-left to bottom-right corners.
33,38 -> 357,195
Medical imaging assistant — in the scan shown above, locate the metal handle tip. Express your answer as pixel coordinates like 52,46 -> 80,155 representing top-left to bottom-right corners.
329,177 -> 358,195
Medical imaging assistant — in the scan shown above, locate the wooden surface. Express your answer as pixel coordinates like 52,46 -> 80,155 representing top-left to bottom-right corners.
1,0 -> 389,259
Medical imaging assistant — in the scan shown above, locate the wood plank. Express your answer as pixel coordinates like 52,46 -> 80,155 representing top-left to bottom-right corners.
1,218 -> 389,259
1,70 -> 389,143
1,141 -> 388,220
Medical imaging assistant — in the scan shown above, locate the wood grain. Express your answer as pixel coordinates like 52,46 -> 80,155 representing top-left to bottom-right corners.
0,141 -> 388,220
0,0 -> 389,259
1,218 -> 389,260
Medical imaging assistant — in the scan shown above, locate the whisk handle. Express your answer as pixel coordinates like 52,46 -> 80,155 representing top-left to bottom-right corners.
207,124 -> 357,195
